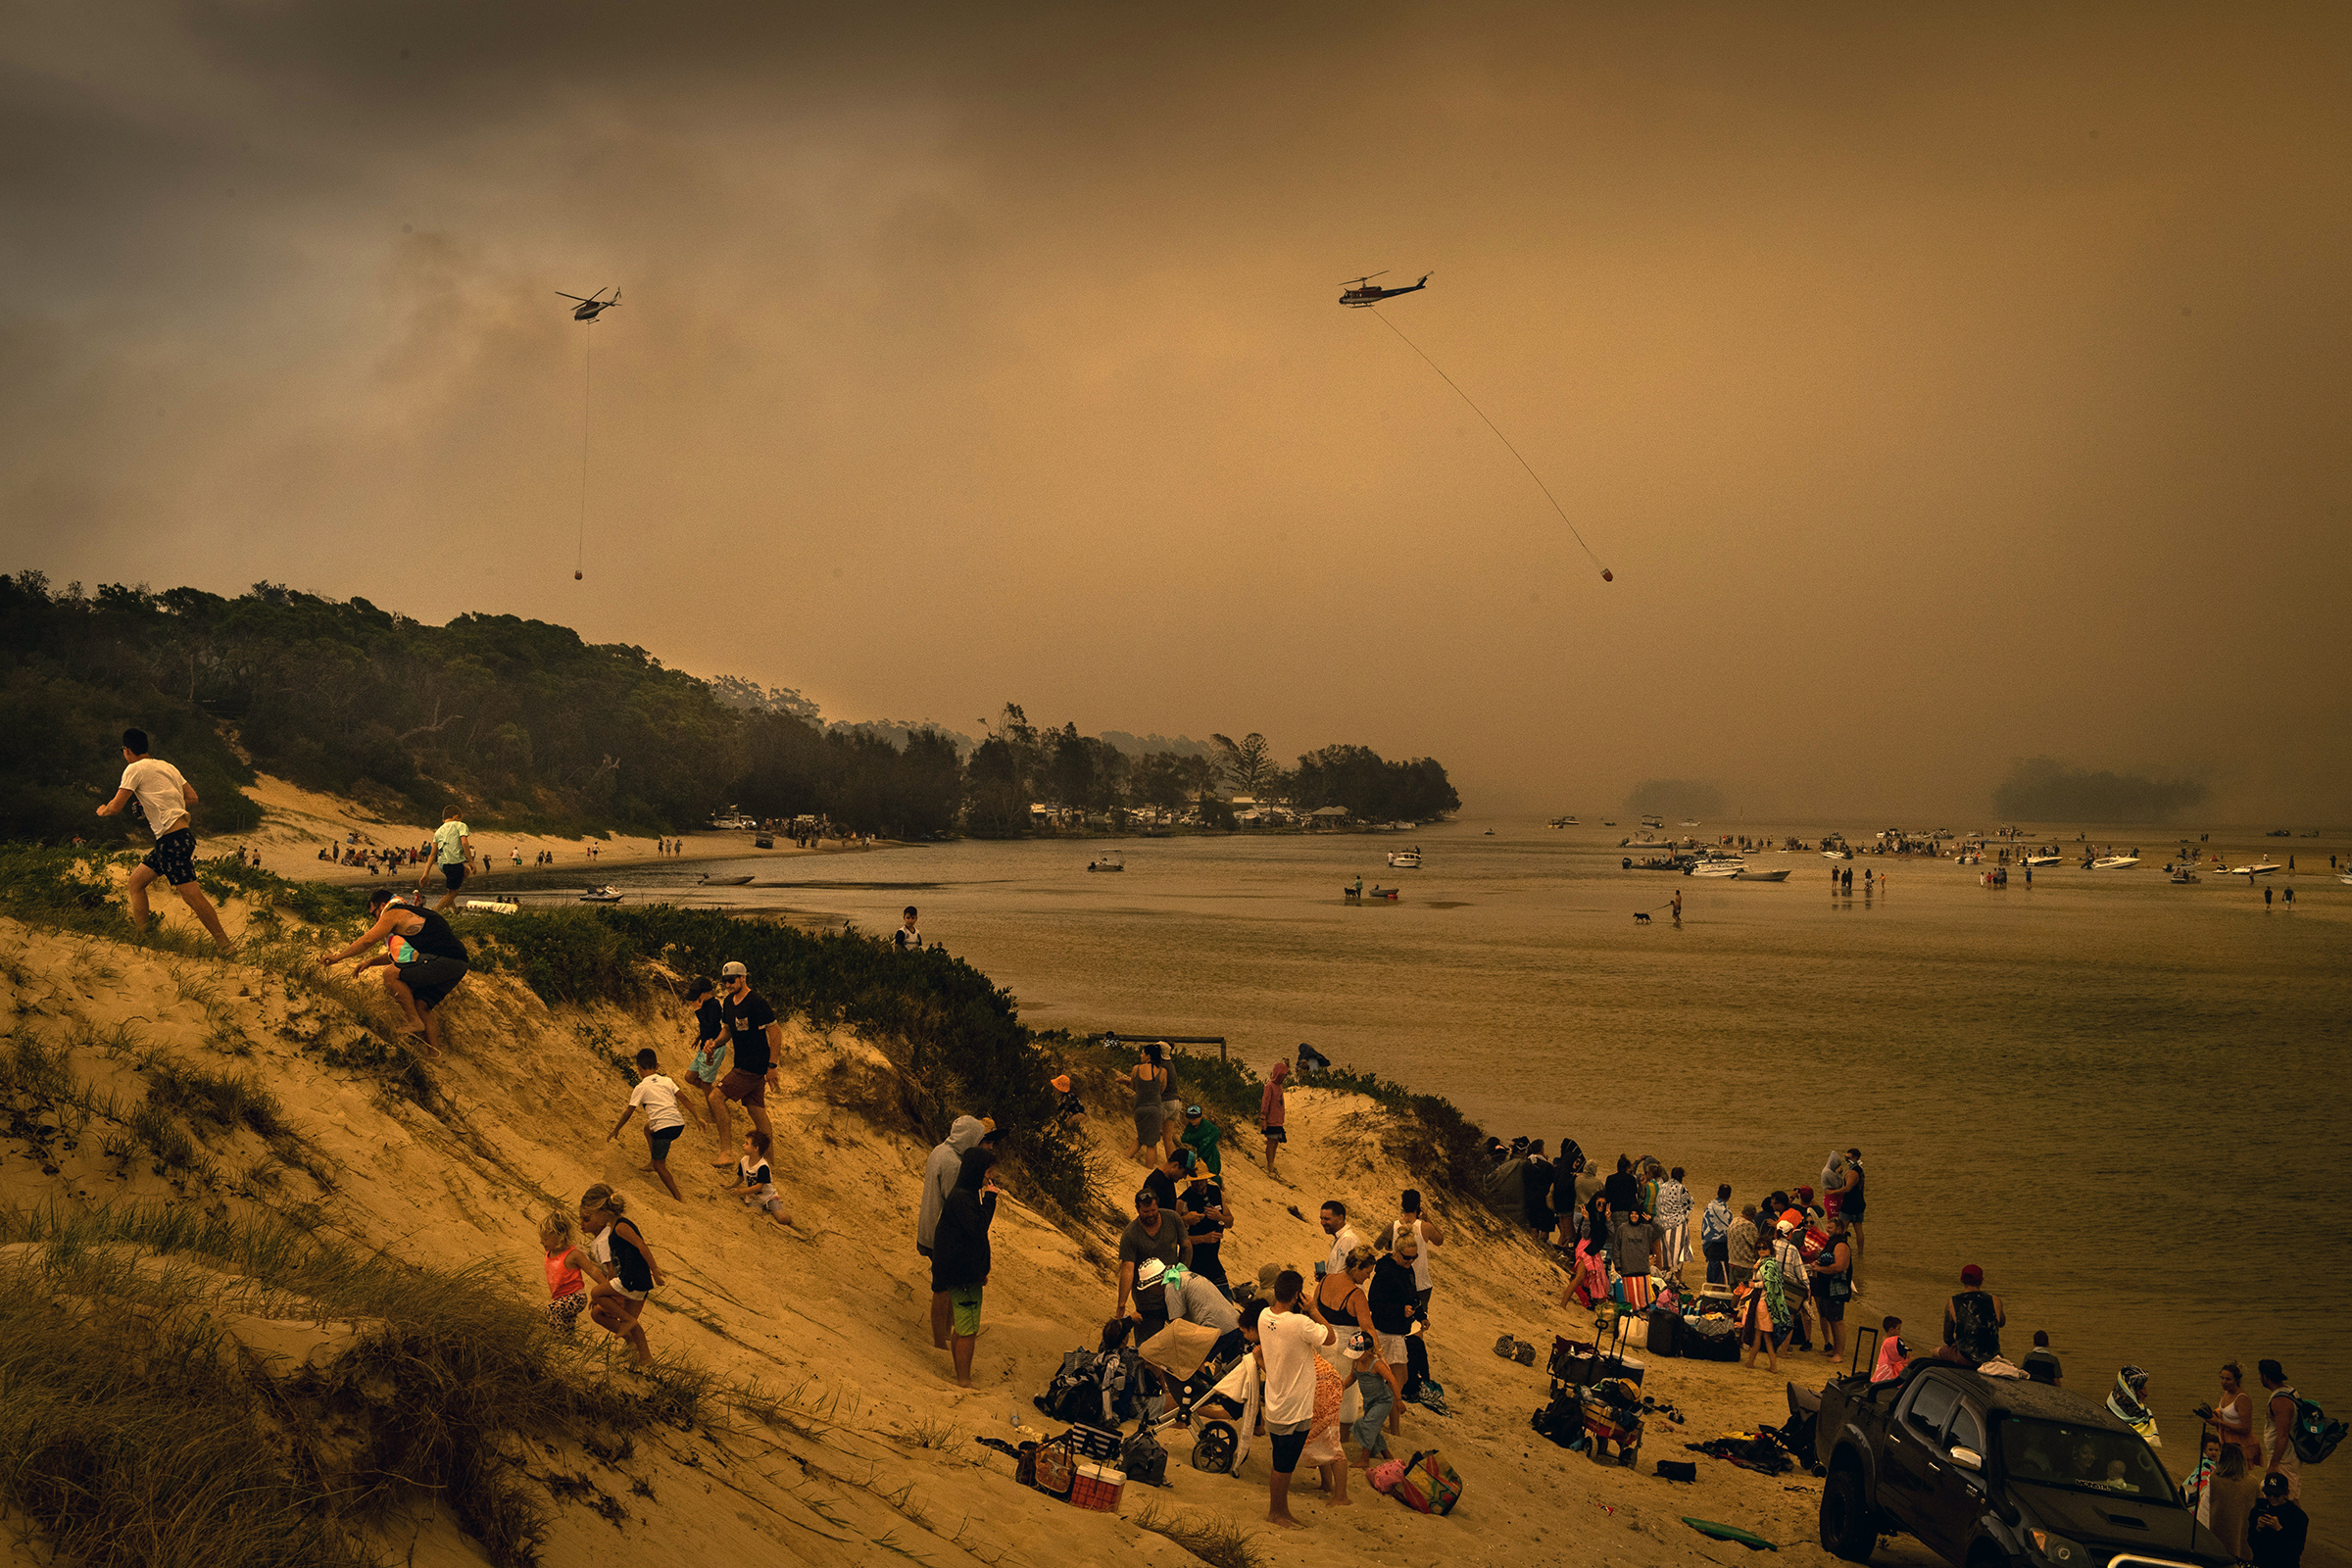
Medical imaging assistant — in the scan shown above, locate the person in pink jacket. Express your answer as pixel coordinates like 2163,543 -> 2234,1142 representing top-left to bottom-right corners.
1260,1060 -> 1291,1178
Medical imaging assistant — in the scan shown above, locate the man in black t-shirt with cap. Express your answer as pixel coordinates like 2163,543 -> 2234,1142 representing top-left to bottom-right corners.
707,960 -> 779,1147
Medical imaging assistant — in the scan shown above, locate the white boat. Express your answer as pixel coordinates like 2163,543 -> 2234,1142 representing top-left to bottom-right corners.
2230,860 -> 2283,876
2024,855 -> 2063,867
2339,872 -> 2352,885
1823,849 -> 1852,860
2090,856 -> 2140,870
578,885 -> 624,904
1680,819 -> 1701,827
1735,867 -> 1791,882
460,898 -> 518,914
1388,848 -> 1422,868
1688,858 -> 1744,878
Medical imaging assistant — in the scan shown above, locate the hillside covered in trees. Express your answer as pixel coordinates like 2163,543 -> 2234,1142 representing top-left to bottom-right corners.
0,574 -> 1458,841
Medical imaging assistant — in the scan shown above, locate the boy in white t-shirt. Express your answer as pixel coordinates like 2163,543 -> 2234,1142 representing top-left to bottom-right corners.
609,1048 -> 686,1200
94,727 -> 232,950
1248,1270 -> 1336,1531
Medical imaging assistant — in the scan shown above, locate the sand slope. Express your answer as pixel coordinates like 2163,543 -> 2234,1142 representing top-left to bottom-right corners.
0,901 -> 1946,1568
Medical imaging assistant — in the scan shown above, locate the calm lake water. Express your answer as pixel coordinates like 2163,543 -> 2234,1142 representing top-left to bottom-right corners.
526,817 -> 2350,1546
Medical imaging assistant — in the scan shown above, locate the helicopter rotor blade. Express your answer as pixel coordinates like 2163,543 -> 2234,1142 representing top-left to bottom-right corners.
1337,270 -> 1390,286
556,292 -> 591,302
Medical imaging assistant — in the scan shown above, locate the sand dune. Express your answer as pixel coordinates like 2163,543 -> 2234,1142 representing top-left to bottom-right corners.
0,891 -> 1921,1568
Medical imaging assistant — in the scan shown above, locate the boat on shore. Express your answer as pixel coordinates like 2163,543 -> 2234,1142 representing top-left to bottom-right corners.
1388,848 -> 1422,868
697,874 -> 753,886
1688,854 -> 1744,878
2229,860 -> 2283,877
1736,867 -> 1791,882
2024,855 -> 2063,867
579,885 -> 624,904
2170,868 -> 2199,884
2090,855 -> 2140,870
1344,884 -> 1401,901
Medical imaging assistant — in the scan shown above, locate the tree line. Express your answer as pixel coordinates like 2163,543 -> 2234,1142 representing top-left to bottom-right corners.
0,574 -> 1456,842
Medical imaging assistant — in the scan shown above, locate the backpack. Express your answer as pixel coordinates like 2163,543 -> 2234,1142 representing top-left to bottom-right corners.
1122,1426 -> 1169,1487
1035,1350 -> 1107,1426
2293,1397 -> 2344,1465
1392,1447 -> 1463,1515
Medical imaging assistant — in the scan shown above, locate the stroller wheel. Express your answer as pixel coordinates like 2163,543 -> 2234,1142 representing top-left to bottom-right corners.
1191,1419 -> 1238,1475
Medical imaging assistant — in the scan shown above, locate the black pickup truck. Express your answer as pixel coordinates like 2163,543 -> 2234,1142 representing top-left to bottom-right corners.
1815,1361 -> 2242,1568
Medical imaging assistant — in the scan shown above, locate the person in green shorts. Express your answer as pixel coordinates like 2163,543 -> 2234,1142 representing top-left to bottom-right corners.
419,807 -> 472,912
932,1145 -> 1000,1388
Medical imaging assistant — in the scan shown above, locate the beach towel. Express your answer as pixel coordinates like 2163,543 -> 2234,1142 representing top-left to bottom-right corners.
1202,1348 -> 1261,1470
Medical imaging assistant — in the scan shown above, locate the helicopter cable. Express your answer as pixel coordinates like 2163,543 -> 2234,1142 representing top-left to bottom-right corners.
576,319 -> 594,576
1370,307 -> 1611,580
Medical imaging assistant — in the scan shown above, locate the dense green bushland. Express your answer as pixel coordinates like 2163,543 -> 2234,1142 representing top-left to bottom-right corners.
1,574 -> 1456,842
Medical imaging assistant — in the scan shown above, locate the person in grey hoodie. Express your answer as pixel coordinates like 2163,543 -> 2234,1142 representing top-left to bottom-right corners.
917,1114 -> 993,1348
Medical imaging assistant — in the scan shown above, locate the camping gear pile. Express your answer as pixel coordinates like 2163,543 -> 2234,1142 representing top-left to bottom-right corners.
1533,1316 -> 1650,1465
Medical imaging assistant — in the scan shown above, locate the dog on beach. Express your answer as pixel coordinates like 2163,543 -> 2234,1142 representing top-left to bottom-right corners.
1632,911 -> 1651,924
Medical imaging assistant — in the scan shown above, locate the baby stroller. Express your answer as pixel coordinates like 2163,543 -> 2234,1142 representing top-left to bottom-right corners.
1135,1333 -> 1258,1477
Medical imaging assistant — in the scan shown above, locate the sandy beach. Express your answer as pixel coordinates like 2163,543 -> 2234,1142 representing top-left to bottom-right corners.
228,772 -> 898,885
0,879 -> 1996,1568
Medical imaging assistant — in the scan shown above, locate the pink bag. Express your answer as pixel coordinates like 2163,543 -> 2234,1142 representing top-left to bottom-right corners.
1368,1457 -> 1407,1494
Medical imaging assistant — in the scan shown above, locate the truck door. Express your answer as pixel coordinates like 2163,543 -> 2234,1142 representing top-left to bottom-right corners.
1916,1400 -> 1993,1559
1882,1375 -> 1959,1536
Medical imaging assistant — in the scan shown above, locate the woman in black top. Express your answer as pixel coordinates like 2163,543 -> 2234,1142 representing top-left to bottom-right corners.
1311,1245 -> 1376,1331
322,887 -> 472,1054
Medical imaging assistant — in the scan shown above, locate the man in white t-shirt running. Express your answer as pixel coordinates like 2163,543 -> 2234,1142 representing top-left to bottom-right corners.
1249,1270 -> 1335,1530
94,728 -> 232,950
418,808 -> 472,912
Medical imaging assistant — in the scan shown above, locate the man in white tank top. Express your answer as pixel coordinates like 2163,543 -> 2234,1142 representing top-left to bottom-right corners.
2259,1359 -> 2302,1499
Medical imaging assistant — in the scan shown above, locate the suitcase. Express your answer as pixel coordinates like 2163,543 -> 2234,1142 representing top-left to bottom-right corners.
1683,1316 -> 1741,1361
1646,1306 -> 1682,1358
1550,1336 -> 1599,1387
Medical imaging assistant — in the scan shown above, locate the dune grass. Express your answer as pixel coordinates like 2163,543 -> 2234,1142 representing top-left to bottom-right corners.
0,1204 -> 703,1568
1132,1502 -> 1268,1568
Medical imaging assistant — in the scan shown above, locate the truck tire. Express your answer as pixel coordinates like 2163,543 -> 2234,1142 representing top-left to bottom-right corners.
1819,1467 -> 1876,1563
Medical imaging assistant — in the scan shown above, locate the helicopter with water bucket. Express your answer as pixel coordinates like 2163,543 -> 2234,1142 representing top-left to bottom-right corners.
557,287 -> 621,321
1339,270 -> 1431,308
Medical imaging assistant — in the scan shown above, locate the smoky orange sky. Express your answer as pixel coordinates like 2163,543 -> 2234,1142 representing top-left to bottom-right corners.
6,3 -> 2348,821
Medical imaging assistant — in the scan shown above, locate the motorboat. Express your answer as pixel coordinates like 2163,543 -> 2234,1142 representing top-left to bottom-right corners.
2090,856 -> 2140,870
1688,859 -> 1744,878
1735,867 -> 1791,882
579,885 -> 624,904
2230,860 -> 2283,877
1822,848 -> 1853,860
1388,848 -> 1422,868
697,874 -> 753,886
1088,854 -> 1125,872
2024,855 -> 2063,867
2170,868 -> 2199,884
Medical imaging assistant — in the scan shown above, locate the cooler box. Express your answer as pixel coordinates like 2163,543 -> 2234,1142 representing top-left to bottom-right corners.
1070,1463 -> 1125,1511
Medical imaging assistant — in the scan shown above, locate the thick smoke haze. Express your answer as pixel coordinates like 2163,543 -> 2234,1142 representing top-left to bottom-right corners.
5,3 -> 2348,821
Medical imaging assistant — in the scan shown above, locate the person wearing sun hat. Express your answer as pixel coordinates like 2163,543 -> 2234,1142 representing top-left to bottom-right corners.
1944,1263 -> 2006,1366
1179,1103 -> 1222,1176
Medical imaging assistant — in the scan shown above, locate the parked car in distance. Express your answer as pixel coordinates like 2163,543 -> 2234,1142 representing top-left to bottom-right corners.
1816,1362 -> 2235,1568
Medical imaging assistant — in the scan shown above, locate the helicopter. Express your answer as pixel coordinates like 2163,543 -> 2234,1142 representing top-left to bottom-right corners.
557,287 -> 621,321
1338,270 -> 1430,308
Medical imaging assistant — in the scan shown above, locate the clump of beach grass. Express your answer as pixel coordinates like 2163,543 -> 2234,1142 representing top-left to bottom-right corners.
0,1203 -> 696,1568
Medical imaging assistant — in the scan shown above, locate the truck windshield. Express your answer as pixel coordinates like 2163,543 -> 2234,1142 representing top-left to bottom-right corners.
1997,1417 -> 2175,1499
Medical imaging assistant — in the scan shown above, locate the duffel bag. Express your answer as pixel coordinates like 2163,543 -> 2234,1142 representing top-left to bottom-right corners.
1393,1447 -> 1464,1515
